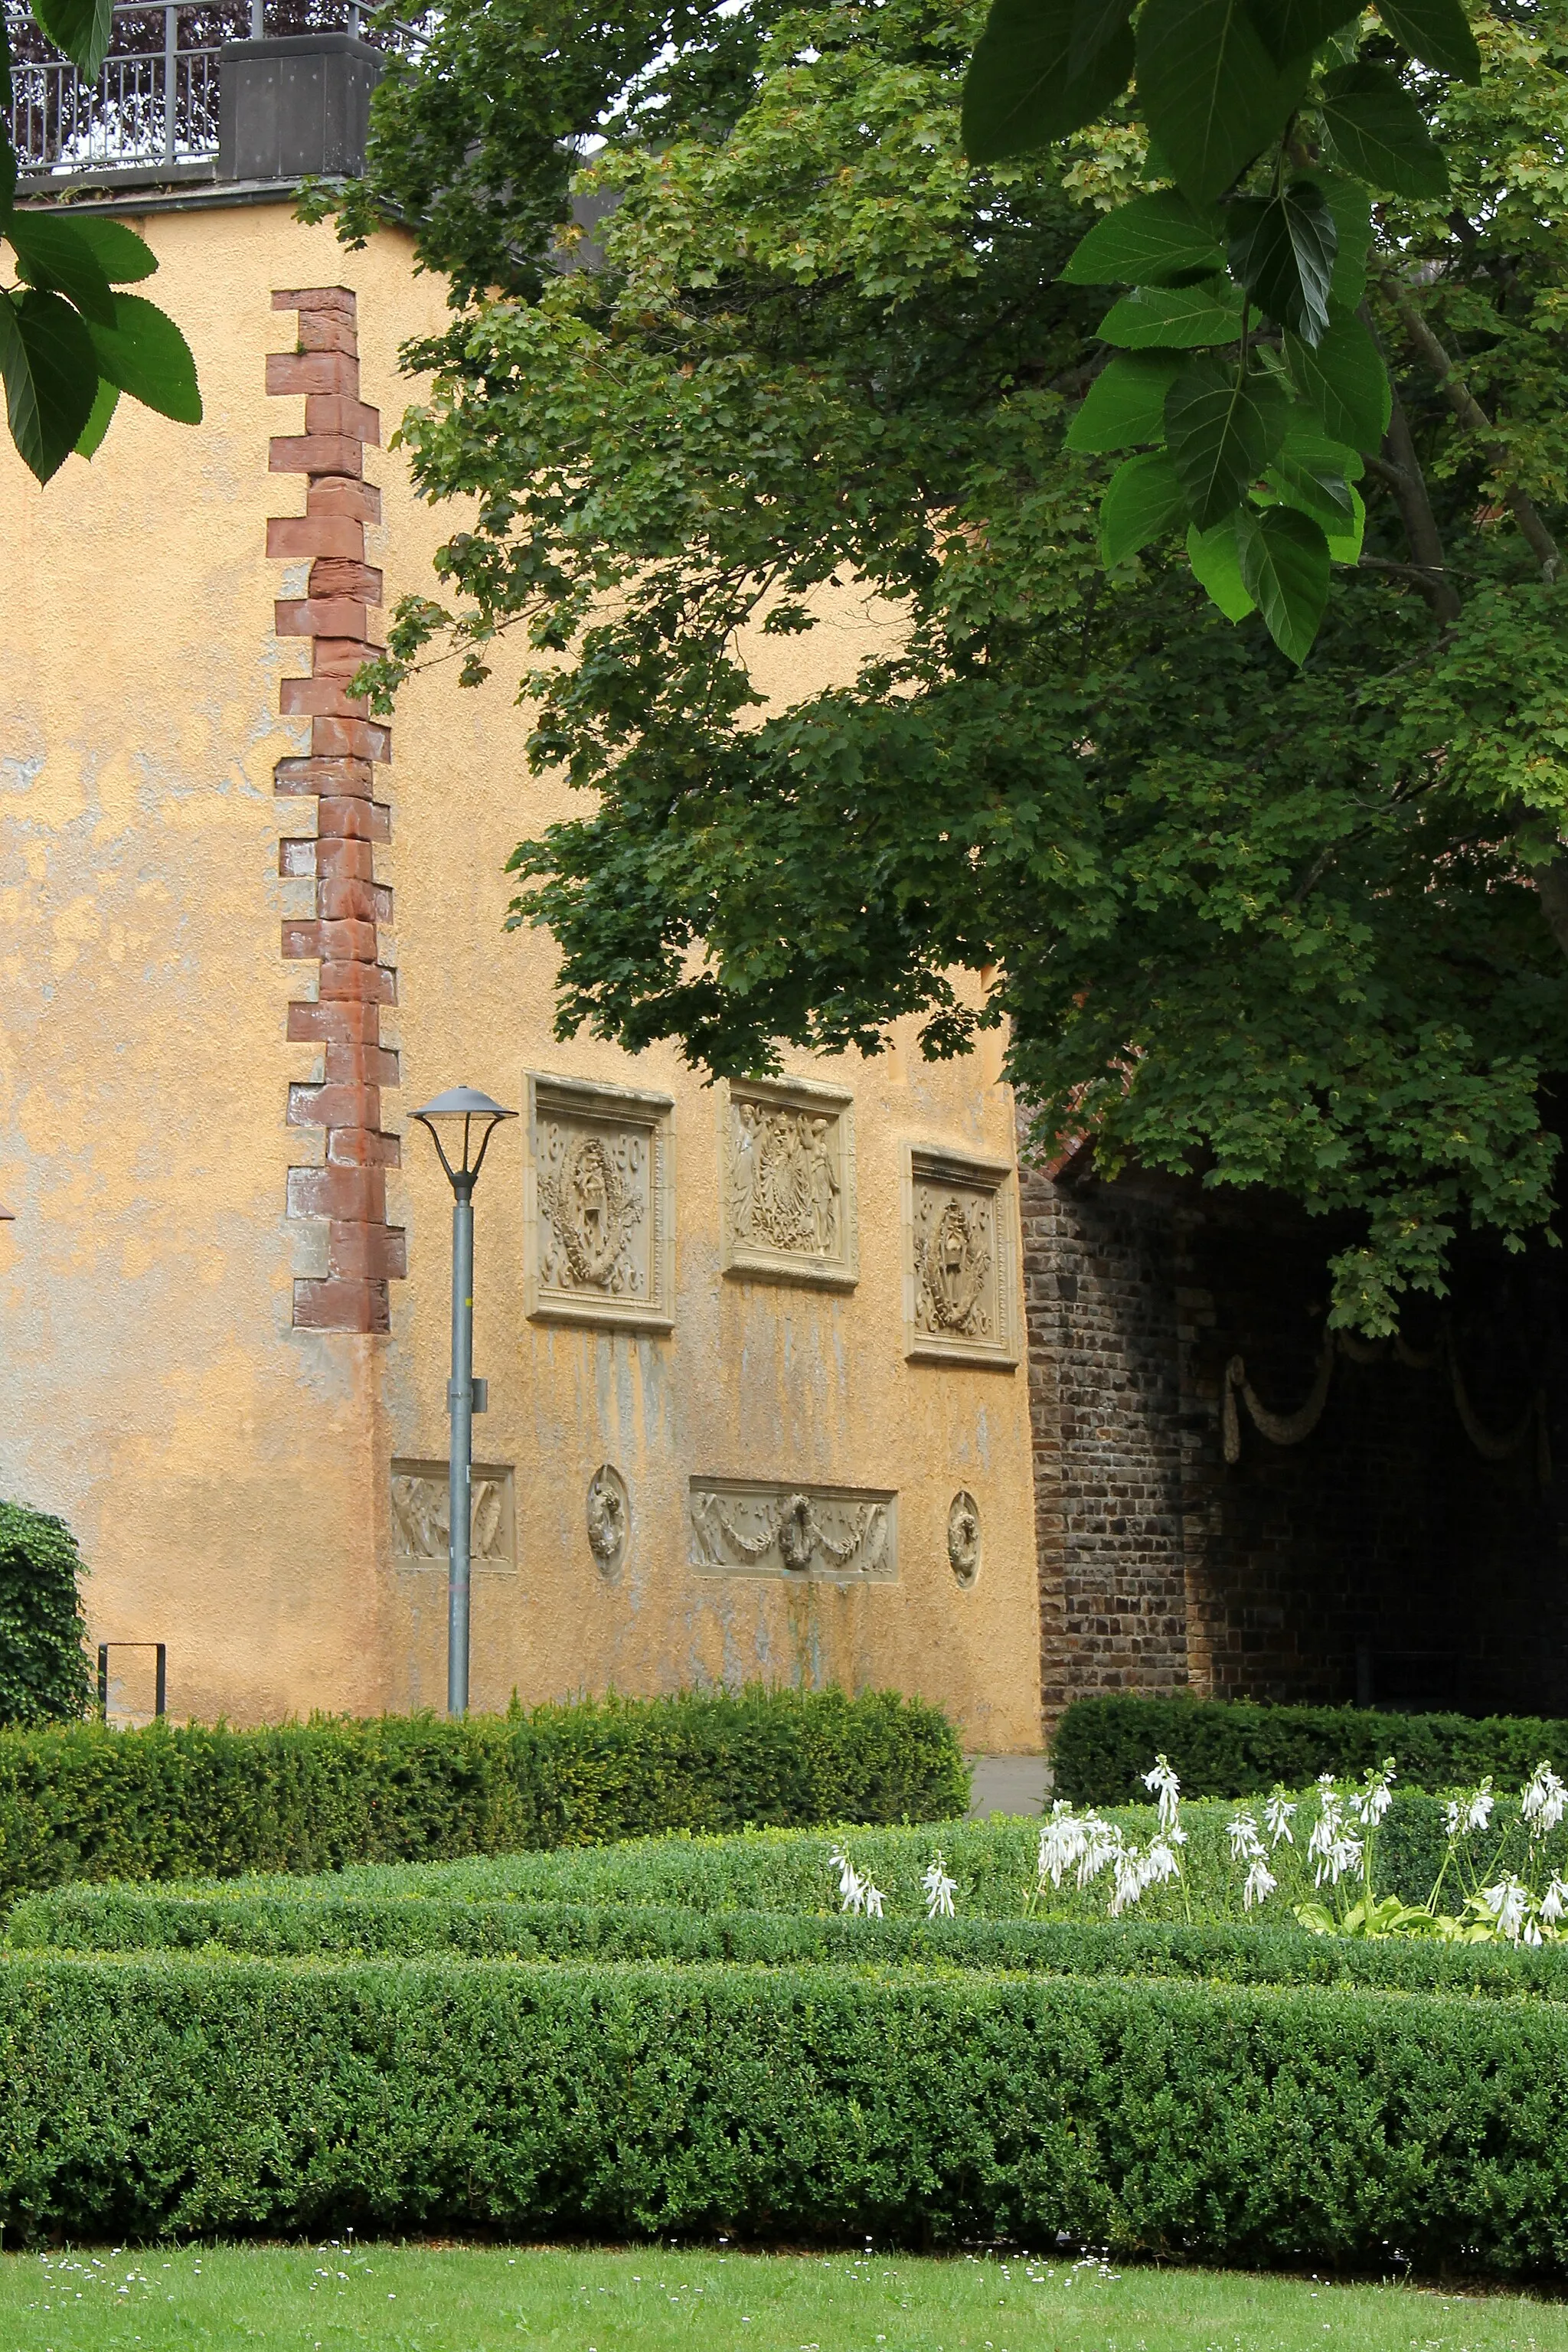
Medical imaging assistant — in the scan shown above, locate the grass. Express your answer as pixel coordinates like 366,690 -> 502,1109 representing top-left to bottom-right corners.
0,2243 -> 1563,2352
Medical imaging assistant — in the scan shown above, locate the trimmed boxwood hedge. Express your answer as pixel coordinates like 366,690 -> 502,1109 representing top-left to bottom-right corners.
15,1885 -> 1568,1999
0,1687 -> 964,1906
1052,1694 -> 1568,1805
2,1949 -> 1568,2270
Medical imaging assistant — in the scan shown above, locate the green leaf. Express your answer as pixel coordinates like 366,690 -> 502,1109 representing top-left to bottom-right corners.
1098,450 -> 1187,562
962,0 -> 1135,163
69,217 -> 158,284
1066,351 -> 1184,449
1284,305 -> 1390,449
1187,514 -> 1256,616
1226,175 -> 1338,344
1325,479 -> 1366,560
1070,0 -> 1137,77
1,15 -> 12,120
1263,449 -> 1354,527
74,375 -> 119,459
30,0 -> 113,80
0,286 -> 98,482
87,292 -> 201,424
1096,280 -> 1243,347
1319,60 -> 1449,198
1061,189 -> 1223,285
1165,356 -> 1289,528
1236,502 -> 1330,661
1374,0 -> 1481,81
7,213 -> 117,325
1280,410 -> 1365,480
1318,172 -> 1374,306
0,128 -> 15,218
1135,0 -> 1310,206
1244,0 -> 1357,65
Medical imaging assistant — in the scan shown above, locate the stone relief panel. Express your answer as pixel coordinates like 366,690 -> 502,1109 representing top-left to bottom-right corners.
903,1145 -> 1019,1369
525,1073 -> 675,1332
688,1478 -> 897,1582
390,1461 -> 516,1570
948,1489 -> 981,1588
586,1464 -> 631,1578
722,1077 -> 857,1289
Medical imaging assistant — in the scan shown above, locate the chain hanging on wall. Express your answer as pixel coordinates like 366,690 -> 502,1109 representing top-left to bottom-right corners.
1222,1324 -> 1551,1485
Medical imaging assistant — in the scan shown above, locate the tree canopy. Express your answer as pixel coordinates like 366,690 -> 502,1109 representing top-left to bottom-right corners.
361,0 -> 1568,1329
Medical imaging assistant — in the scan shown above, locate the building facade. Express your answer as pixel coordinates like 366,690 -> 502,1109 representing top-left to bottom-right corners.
0,136 -> 1040,1743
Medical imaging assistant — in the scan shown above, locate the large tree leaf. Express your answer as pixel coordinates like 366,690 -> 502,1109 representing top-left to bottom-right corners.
30,0 -> 113,79
1165,355 -> 1289,528
1135,0 -> 1310,205
87,292 -> 201,423
1280,409 -> 1364,479
0,287 -> 98,482
1066,351 -> 1184,449
1,12 -> 12,119
1319,60 -> 1449,198
1284,306 -> 1390,448
1374,0 -> 1481,81
73,376 -> 119,459
1062,189 -> 1223,284
1096,279 -> 1244,346
1318,171 -> 1374,306
1187,513 -> 1256,616
1,118 -> 15,207
69,217 -> 159,283
1244,0 -> 1357,65
7,214 -> 117,325
1226,175 -> 1338,344
962,0 -> 1135,163
1098,449 -> 1188,562
1236,502 -> 1330,661
1325,480 -> 1366,560
1070,0 -> 1138,77
1263,449 -> 1354,528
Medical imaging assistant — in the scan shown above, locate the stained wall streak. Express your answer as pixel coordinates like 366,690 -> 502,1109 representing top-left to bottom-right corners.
266,283 -> 404,1334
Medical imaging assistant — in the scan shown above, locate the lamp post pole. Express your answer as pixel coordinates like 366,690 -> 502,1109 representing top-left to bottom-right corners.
413,1084 -> 517,1717
446,1167 -> 476,1717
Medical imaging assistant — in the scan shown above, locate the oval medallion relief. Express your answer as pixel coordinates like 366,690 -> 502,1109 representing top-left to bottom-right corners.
586,1463 -> 631,1577
947,1489 -> 981,1589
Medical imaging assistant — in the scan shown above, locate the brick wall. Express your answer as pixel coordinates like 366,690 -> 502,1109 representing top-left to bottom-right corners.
1019,1109 -> 1568,1725
266,285 -> 405,1335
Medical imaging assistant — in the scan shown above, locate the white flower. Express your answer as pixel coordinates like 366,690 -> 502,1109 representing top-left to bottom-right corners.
1541,1877 -> 1568,1924
1038,1802 -> 1086,1890
1142,1838 -> 1181,1886
922,1855 -> 958,1920
1143,1754 -> 1181,1832
1308,1786 -> 1362,1886
1522,1763 -> 1566,1836
1481,1875 -> 1530,1942
1263,1792 -> 1296,1847
1228,1811 -> 1264,1863
1109,1847 -> 1147,1916
1076,1812 -> 1122,1886
830,1850 -> 865,1914
1351,1762 -> 1396,1825
863,1880 -> 885,1919
1445,1779 -> 1494,1838
1243,1857 -> 1277,1909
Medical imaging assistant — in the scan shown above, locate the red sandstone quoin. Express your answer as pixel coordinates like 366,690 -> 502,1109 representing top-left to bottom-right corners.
267,286 -> 406,1335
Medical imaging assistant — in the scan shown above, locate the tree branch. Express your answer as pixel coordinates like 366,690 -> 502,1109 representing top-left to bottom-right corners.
1380,385 -> 1464,626
1387,284 -> 1561,583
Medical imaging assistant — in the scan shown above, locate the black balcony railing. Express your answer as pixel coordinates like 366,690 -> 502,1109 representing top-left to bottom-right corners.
6,0 -> 417,181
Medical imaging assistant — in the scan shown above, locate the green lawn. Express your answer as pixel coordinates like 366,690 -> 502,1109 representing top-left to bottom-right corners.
0,2243 -> 1560,2352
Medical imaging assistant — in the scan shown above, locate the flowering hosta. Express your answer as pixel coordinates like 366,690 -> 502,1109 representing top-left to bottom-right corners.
922,1854 -> 958,1920
1032,1754 -> 1192,1921
828,1848 -> 886,1919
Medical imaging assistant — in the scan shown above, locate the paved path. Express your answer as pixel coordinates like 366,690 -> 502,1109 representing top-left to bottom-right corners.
964,1753 -> 1051,1818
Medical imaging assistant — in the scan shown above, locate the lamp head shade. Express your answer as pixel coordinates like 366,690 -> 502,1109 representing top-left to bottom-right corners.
412,1083 -> 518,1191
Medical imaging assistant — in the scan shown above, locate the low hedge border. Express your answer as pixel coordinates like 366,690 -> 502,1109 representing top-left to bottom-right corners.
1053,1695 -> 1568,1805
0,1687 -> 965,1905
15,1887 -> 1568,1998
2,1950 -> 1566,2271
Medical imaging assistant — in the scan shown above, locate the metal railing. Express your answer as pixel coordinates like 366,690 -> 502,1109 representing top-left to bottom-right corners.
7,0 -> 390,179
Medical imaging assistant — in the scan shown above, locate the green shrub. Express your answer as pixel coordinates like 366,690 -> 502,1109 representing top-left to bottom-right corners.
2,1950 -> 1567,2271
0,1502 -> 90,1730
1052,1694 -> 1568,1805
18,1883 -> 1568,1999
0,1687 -> 965,1906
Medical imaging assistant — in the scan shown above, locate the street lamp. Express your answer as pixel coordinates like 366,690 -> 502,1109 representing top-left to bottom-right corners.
412,1083 -> 517,1715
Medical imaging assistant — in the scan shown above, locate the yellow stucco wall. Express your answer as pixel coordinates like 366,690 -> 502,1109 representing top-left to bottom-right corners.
0,199 -> 1042,1747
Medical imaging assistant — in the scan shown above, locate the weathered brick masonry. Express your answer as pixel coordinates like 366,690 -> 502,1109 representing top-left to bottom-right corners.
1020,1106 -> 1568,1728
266,285 -> 404,1335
